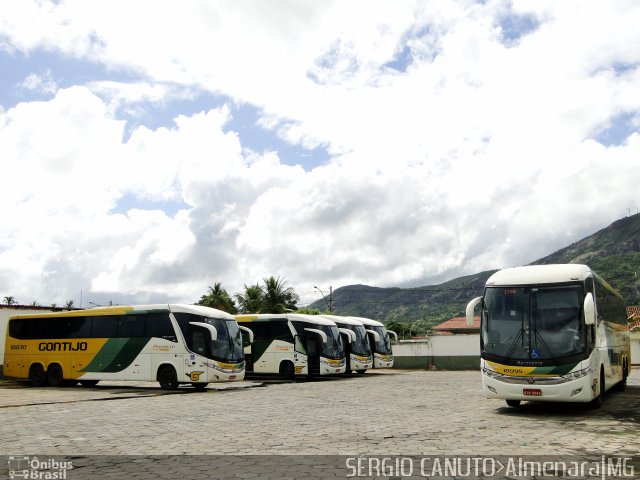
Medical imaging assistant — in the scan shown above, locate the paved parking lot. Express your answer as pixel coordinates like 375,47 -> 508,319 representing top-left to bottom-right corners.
1,369 -> 639,478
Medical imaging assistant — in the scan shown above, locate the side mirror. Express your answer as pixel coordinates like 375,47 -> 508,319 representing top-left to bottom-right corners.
190,321 -> 217,341
387,330 -> 398,343
338,328 -> 356,343
367,330 -> 381,342
304,327 -> 328,344
583,293 -> 596,326
239,325 -> 254,344
466,296 -> 482,327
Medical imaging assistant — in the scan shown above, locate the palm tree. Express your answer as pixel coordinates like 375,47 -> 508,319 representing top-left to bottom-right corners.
64,300 -> 75,309
260,276 -> 299,313
234,284 -> 264,313
3,296 -> 17,306
197,282 -> 238,313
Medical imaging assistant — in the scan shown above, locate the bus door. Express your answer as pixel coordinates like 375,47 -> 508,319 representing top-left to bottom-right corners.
305,335 -> 321,375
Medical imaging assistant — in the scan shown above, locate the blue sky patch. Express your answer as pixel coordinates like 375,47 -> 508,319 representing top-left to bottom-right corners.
110,192 -> 191,217
224,103 -> 330,170
497,12 -> 540,47
594,111 -> 638,147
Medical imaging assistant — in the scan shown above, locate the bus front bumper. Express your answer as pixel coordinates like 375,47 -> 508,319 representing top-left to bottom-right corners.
482,373 -> 596,403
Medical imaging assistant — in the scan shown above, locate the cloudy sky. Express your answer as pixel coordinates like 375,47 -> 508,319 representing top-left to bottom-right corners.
1,0 -> 639,308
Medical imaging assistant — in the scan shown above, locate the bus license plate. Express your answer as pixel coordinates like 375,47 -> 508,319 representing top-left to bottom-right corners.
523,388 -> 541,396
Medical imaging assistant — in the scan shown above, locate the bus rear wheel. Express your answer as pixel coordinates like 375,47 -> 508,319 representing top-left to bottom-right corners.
158,365 -> 179,390
29,364 -> 47,387
47,364 -> 64,387
79,380 -> 100,387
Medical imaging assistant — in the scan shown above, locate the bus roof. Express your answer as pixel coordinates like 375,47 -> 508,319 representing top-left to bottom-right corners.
344,316 -> 384,327
9,304 -> 235,320
486,264 -> 593,286
319,315 -> 364,327
235,313 -> 338,326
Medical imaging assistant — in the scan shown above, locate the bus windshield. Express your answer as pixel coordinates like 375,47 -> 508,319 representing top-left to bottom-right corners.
175,313 -> 244,363
345,325 -> 371,356
371,326 -> 392,355
314,324 -> 344,360
482,285 -> 586,361
203,318 -> 244,363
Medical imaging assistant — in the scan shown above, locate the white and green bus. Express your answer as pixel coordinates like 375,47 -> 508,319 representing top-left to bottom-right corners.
320,315 -> 373,373
466,264 -> 631,407
4,304 -> 250,390
345,316 -> 397,369
236,314 -> 346,379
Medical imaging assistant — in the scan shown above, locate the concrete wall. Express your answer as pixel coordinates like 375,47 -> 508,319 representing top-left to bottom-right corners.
395,333 -> 640,369
393,335 -> 480,370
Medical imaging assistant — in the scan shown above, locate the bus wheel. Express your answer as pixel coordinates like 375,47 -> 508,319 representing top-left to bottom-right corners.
279,361 -> 295,380
506,400 -> 521,408
191,383 -> 208,391
614,360 -> 628,392
355,370 -> 367,374
590,369 -> 605,409
29,364 -> 47,387
158,366 -> 179,390
47,364 -> 64,388
79,380 -> 100,387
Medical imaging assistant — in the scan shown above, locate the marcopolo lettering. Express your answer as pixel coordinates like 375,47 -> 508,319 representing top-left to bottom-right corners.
39,341 -> 88,352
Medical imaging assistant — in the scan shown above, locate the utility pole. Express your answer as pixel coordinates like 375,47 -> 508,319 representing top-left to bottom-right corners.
314,286 -> 333,313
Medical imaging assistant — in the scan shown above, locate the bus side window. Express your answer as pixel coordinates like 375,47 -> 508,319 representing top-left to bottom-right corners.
90,316 -> 118,338
270,321 -> 293,342
118,315 -> 145,337
68,317 -> 91,338
145,313 -> 177,341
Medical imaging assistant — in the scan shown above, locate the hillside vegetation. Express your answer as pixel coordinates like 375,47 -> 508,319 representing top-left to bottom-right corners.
310,213 -> 640,329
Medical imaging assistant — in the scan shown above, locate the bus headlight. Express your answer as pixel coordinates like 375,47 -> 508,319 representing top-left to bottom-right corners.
562,367 -> 591,381
481,367 -> 501,379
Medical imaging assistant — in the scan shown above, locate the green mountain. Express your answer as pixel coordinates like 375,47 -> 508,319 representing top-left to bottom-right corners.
309,213 -> 640,329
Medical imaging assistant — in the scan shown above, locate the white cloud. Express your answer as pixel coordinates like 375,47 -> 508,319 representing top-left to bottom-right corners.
0,1 -> 639,307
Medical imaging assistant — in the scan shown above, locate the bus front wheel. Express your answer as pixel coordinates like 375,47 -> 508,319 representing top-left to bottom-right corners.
590,369 -> 605,409
29,364 -> 47,387
47,364 -> 64,387
279,361 -> 295,380
158,366 -> 179,390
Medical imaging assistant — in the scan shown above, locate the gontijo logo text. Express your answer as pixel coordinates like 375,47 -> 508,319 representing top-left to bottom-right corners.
38,342 -> 88,352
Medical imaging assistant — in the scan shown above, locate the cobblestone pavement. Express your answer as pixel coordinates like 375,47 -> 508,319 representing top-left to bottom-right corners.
1,369 -> 639,478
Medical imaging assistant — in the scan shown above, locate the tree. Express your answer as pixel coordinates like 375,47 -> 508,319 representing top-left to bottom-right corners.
197,283 -> 237,313
234,284 -> 264,314
386,321 -> 406,339
64,300 -> 74,309
295,307 -> 322,315
260,276 -> 299,313
3,296 -> 17,306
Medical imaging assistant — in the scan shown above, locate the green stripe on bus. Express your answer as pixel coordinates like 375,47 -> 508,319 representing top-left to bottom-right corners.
81,338 -> 150,373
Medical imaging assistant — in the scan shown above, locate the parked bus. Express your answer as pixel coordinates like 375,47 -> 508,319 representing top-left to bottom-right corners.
466,264 -> 631,408
4,304 -> 251,390
345,316 -> 397,368
320,315 -> 373,373
236,314 -> 346,379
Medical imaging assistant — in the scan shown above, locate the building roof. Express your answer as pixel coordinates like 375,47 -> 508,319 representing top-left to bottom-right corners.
629,306 -> 640,331
433,316 -> 480,334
